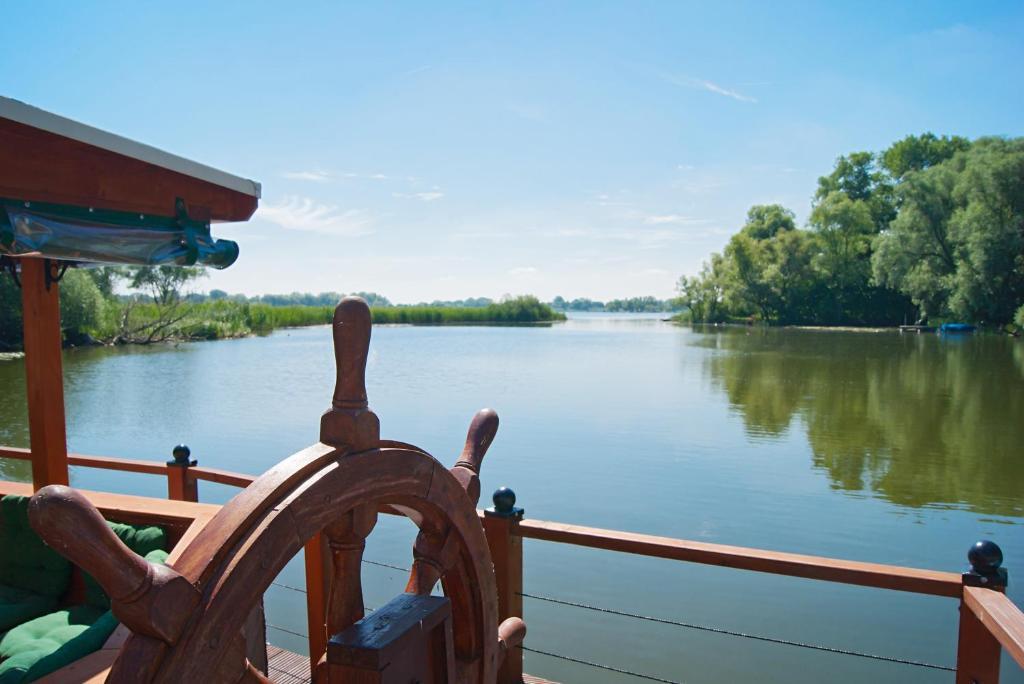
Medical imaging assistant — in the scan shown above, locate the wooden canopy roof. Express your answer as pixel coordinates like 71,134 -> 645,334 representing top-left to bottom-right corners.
0,96 -> 260,222
1,97 -> 262,491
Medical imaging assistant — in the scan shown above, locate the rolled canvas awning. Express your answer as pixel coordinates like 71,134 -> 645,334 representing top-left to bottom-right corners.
0,96 -> 260,267
0,96 -> 261,490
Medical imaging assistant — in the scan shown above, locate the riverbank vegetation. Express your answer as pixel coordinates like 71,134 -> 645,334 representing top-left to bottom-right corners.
676,134 -> 1024,329
550,295 -> 683,312
0,266 -> 563,350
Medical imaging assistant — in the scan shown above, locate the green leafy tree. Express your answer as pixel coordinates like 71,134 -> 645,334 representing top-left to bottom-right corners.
59,270 -> 105,340
739,204 -> 796,240
815,151 -> 895,233
0,270 -> 21,350
873,137 -> 1024,323
881,133 -> 970,179
116,266 -> 206,343
677,255 -> 727,323
810,192 -> 875,322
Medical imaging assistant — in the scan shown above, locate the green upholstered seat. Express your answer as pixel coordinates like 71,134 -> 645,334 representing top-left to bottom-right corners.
0,589 -> 54,637
0,497 -> 168,683
0,605 -> 115,683
0,496 -> 71,632
0,549 -> 168,683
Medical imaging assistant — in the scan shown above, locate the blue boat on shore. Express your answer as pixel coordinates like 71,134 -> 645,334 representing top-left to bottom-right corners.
939,322 -> 976,333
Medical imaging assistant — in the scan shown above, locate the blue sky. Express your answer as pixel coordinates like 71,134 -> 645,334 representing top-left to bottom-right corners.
4,2 -> 1022,302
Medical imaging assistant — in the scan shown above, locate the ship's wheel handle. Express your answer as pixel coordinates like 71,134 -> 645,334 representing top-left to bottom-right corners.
28,486 -> 199,645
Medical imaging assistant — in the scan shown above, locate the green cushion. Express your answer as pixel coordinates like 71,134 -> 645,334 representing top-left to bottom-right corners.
0,586 -> 56,633
83,522 -> 167,610
0,497 -> 71,598
0,605 -> 116,683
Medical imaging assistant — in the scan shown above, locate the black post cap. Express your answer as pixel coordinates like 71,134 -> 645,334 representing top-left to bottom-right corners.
963,540 -> 1007,589
485,486 -> 524,519
167,444 -> 197,468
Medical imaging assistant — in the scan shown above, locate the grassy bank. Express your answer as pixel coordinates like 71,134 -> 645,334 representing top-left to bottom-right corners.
7,295 -> 564,348
187,297 -> 566,339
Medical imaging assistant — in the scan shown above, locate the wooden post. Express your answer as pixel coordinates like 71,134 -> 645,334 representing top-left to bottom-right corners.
956,599 -> 1002,684
20,258 -> 69,489
483,487 -> 524,684
305,534 -> 327,678
166,444 -> 198,502
956,540 -> 1008,684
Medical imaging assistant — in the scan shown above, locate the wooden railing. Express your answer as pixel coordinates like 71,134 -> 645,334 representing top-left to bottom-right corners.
2,445 -> 1022,683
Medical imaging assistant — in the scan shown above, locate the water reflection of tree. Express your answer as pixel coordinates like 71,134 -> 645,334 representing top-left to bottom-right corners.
704,329 -> 1024,516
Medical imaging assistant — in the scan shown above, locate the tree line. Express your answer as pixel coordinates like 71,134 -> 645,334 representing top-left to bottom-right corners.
550,296 -> 683,312
677,134 -> 1024,328
0,266 -> 565,350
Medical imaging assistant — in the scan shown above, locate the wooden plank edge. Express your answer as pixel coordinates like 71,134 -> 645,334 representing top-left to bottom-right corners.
964,586 -> 1024,668
516,519 -> 962,597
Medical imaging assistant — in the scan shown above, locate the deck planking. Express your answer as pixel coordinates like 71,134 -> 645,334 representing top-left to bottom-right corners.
266,644 -> 558,683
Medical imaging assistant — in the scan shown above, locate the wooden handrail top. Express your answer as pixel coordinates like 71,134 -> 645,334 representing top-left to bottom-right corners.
964,586 -> 1024,669
189,466 -> 255,488
0,445 -> 988,601
1,446 -> 167,476
1,446 -> 258,487
516,519 -> 963,598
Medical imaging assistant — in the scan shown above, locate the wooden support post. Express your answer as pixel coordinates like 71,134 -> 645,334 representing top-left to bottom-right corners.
483,487 -> 524,684
956,597 -> 1002,684
166,444 -> 198,502
20,258 -> 69,490
305,534 -> 327,680
956,540 -> 1008,684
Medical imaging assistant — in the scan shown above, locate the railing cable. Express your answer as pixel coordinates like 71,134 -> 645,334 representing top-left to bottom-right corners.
271,581 -> 307,595
362,558 -> 410,573
520,645 -> 682,683
270,563 -> 953,672
519,591 -> 955,672
267,623 -> 308,640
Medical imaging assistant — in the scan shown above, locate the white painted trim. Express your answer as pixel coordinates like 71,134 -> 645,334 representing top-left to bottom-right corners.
0,96 -> 261,199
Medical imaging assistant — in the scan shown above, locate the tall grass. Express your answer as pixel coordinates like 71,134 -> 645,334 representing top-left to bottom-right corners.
103,296 -> 565,343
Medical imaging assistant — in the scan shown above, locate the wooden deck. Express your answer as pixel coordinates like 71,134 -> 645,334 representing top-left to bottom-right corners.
266,645 -> 558,683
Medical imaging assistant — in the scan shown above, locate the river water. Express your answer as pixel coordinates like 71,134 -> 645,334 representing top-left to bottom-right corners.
0,314 -> 1021,683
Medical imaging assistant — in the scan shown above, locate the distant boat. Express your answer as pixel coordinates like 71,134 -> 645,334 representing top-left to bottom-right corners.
899,325 -> 935,333
939,323 -> 976,333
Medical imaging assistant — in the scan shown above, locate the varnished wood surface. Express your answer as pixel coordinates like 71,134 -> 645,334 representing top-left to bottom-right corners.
516,519 -> 964,597
19,259 -> 69,489
267,645 -> 559,684
964,586 -> 1024,669
29,486 -> 202,644
0,116 -> 257,221
0,446 -> 166,475
268,645 -> 313,684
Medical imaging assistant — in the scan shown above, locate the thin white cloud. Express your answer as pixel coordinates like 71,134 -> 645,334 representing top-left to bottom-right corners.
643,214 -> 710,226
257,196 -> 373,236
283,170 -> 331,182
393,191 -> 444,202
343,172 -> 391,180
508,266 -> 538,275
665,74 -> 757,103
700,79 -> 757,103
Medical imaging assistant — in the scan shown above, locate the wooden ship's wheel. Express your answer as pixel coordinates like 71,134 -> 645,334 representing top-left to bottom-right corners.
26,297 -> 525,683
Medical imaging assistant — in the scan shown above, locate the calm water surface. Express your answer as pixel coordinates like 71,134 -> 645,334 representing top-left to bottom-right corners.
1,314 -> 1021,683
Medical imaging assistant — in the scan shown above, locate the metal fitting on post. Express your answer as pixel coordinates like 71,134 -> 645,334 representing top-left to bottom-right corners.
167,444 -> 197,468
485,486 -> 524,520
963,540 -> 1007,589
